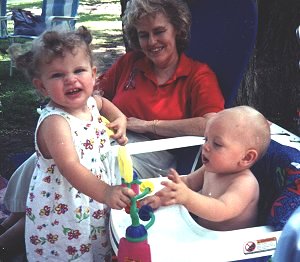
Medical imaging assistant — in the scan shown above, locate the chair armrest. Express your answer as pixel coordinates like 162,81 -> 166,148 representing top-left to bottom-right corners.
0,16 -> 8,21
111,136 -> 205,157
0,16 -> 9,38
47,16 -> 79,23
47,16 -> 79,30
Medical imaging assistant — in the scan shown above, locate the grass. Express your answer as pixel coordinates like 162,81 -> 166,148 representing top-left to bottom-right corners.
7,0 -> 42,10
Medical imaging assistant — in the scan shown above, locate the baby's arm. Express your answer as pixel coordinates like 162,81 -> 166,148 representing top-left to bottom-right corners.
141,167 -> 205,209
160,169 -> 258,222
94,95 -> 128,145
38,115 -> 135,209
156,168 -> 200,206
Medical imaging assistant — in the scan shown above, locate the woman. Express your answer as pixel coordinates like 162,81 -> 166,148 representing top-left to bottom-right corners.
95,0 -> 224,178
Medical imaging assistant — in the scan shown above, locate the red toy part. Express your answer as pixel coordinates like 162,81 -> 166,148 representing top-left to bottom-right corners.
125,201 -> 141,214
117,237 -> 151,262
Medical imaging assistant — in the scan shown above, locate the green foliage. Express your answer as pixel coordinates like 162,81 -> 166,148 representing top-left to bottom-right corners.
0,89 -> 41,129
0,73 -> 42,130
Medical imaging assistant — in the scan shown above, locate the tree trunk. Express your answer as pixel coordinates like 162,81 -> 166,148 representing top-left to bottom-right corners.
237,0 -> 300,136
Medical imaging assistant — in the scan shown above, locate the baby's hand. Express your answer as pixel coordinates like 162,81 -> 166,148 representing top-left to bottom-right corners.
104,185 -> 135,210
140,194 -> 162,210
157,169 -> 189,206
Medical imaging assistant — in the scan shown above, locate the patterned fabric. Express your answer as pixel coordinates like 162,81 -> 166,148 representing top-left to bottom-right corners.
25,97 -> 116,261
251,140 -> 300,230
0,176 -> 9,222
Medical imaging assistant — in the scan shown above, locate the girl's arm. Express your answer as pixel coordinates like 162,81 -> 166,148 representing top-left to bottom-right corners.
94,95 -> 128,145
37,115 -> 134,209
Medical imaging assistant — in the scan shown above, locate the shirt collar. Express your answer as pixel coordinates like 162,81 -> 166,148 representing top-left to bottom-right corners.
134,52 -> 192,83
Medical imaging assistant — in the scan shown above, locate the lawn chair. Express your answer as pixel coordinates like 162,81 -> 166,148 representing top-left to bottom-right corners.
0,0 -> 8,40
7,0 -> 80,76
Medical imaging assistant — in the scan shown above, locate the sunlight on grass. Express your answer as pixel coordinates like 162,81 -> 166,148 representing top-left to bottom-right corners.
7,1 -> 42,13
78,13 -> 120,23
1,0 -> 124,89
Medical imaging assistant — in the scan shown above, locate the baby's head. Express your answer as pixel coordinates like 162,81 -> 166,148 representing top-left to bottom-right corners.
207,106 -> 271,163
10,26 -> 93,81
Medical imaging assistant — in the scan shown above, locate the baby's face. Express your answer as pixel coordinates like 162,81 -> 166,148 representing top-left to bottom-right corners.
202,114 -> 247,174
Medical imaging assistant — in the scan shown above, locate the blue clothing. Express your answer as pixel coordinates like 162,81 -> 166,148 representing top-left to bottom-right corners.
273,206 -> 300,262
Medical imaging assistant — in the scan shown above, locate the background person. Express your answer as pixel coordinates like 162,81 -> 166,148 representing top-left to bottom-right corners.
272,206 -> 300,262
95,0 -> 224,178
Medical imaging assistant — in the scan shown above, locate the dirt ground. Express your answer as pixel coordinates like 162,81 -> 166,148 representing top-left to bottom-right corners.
78,1 -> 126,72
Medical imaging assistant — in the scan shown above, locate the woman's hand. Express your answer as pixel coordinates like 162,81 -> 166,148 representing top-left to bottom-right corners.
127,117 -> 152,134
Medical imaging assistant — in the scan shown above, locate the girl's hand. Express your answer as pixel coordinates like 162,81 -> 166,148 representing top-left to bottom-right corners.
104,185 -> 135,210
107,117 -> 128,145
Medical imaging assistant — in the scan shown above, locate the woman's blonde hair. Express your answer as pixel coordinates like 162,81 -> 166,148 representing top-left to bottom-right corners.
122,0 -> 191,53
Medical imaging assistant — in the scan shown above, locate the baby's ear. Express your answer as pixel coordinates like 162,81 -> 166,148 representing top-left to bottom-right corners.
240,149 -> 258,167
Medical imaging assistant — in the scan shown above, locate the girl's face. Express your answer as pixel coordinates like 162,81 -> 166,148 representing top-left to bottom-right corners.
136,12 -> 178,69
201,116 -> 247,174
33,47 -> 96,115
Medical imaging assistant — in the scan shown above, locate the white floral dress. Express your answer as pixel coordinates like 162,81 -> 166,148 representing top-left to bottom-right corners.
25,97 -> 116,262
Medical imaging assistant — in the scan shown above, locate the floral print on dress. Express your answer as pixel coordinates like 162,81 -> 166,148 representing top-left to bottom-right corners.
25,97 -> 115,261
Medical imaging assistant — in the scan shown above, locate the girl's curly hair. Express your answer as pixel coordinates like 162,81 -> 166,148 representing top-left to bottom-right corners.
11,26 -> 93,81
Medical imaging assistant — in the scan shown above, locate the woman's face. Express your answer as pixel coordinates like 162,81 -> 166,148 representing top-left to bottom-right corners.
135,12 -> 178,69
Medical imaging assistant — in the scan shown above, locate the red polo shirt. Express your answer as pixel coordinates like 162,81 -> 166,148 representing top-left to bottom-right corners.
96,51 -> 224,120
